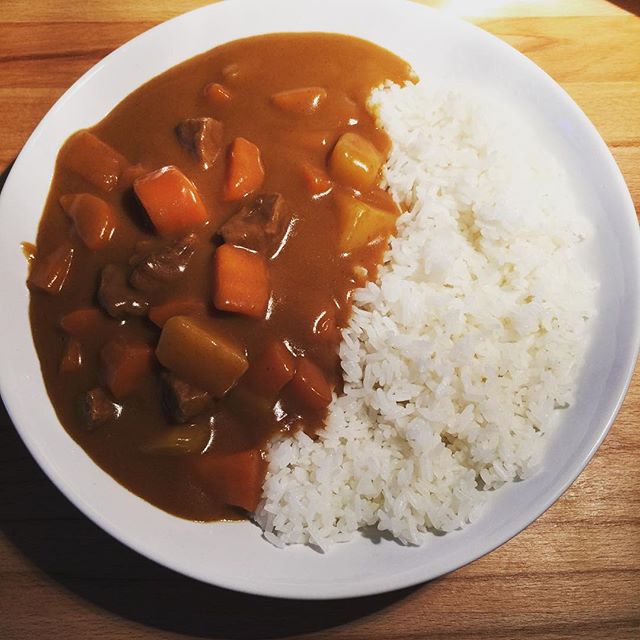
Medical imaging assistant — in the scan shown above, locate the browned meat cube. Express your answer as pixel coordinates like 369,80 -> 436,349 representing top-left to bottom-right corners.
162,372 -> 212,423
129,233 -> 197,292
219,193 -> 290,258
81,387 -> 122,428
176,117 -> 224,170
99,264 -> 149,318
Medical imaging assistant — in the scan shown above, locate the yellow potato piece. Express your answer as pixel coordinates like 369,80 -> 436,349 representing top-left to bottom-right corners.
336,193 -> 397,252
156,316 -> 248,398
329,132 -> 383,192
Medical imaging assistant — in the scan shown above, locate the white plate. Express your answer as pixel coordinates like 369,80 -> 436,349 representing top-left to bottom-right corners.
0,0 -> 638,600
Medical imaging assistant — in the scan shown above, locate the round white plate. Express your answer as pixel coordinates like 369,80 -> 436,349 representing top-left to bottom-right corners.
0,0 -> 638,600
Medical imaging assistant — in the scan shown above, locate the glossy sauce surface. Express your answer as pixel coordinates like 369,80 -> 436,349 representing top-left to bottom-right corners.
29,34 -> 411,520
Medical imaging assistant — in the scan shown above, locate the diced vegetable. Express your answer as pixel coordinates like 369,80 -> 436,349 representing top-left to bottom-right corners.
192,449 -> 264,512
28,243 -> 74,295
134,165 -> 208,237
271,87 -> 327,115
223,137 -> 264,201
59,193 -> 116,250
60,307 -> 105,337
212,244 -> 270,318
336,193 -> 397,253
286,356 -> 332,410
329,132 -> 384,192
60,131 -> 126,192
148,298 -> 207,327
101,338 -> 154,399
59,338 -> 83,374
156,315 -> 248,398
140,422 -> 211,456
243,341 -> 296,396
300,162 -> 332,198
203,82 -> 232,104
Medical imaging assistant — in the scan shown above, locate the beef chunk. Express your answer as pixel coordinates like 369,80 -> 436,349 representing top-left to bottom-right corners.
129,233 -> 197,292
219,193 -> 290,258
162,372 -> 212,423
176,117 -> 224,170
81,387 -> 122,428
99,264 -> 149,318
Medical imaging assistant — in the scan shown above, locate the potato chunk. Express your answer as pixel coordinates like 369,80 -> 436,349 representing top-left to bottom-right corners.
329,132 -> 384,192
336,193 -> 396,252
156,316 -> 248,398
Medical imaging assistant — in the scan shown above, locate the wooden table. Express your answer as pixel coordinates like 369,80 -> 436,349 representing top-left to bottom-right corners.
1,1 -> 638,638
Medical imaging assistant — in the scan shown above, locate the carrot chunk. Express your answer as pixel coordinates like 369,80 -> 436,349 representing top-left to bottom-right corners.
212,244 -> 270,318
148,298 -> 207,327
60,131 -> 126,192
287,356 -> 332,410
300,162 -> 332,198
271,87 -> 327,115
101,338 -> 154,399
203,82 -> 232,105
59,338 -> 83,374
28,243 -> 74,295
134,165 -> 208,237
59,193 -> 116,250
192,449 -> 264,512
60,307 -> 105,336
243,341 -> 296,396
223,138 -> 264,201
156,315 -> 248,398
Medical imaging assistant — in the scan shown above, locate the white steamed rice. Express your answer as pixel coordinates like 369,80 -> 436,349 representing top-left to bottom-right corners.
254,79 -> 596,549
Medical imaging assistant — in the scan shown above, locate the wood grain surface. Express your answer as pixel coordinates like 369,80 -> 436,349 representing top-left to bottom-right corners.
0,1 -> 638,638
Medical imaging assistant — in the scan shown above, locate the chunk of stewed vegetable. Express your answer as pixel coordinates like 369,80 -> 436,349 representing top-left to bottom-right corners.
60,131 -> 126,192
134,165 -> 208,237
100,338 -> 154,399
192,449 -> 264,512
59,193 -> 116,250
156,316 -> 248,398
336,193 -> 397,253
286,356 -> 332,410
28,243 -> 74,295
270,87 -> 327,115
223,137 -> 265,201
212,244 -> 270,318
243,341 -> 296,397
329,132 -> 384,192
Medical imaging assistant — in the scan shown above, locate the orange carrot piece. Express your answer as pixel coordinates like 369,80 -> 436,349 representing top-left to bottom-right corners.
60,307 -> 105,336
59,338 -> 83,374
271,87 -> 327,115
60,131 -> 126,192
134,165 -> 208,237
243,341 -> 296,396
192,449 -> 265,512
100,338 -> 154,399
222,137 -> 264,201
212,244 -> 270,318
203,82 -> 232,105
28,243 -> 74,295
148,298 -> 207,327
300,162 -> 332,198
59,193 -> 116,250
287,356 -> 332,410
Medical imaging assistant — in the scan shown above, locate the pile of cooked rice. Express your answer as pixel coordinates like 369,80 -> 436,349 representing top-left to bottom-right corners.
255,80 -> 596,549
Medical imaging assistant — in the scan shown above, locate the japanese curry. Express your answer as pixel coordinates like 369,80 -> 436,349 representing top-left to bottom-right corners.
27,33 -> 412,520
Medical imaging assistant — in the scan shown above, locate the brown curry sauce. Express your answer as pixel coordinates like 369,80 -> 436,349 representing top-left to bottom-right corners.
28,34 -> 411,520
